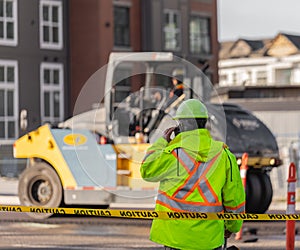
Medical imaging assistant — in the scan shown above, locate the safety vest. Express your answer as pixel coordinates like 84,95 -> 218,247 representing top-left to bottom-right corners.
156,147 -> 224,213
141,129 -> 245,250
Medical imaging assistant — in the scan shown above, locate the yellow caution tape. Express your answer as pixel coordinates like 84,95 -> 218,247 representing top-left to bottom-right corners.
0,205 -> 299,220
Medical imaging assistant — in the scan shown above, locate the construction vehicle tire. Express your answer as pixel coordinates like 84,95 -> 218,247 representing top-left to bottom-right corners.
18,161 -> 63,219
246,170 -> 273,214
257,171 -> 273,213
245,170 -> 261,213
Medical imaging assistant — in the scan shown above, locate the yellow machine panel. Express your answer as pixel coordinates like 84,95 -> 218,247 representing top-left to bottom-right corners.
13,124 -> 77,187
114,144 -> 159,189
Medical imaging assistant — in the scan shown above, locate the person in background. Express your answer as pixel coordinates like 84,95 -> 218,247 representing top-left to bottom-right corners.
164,69 -> 185,109
140,99 -> 245,250
169,76 -> 184,98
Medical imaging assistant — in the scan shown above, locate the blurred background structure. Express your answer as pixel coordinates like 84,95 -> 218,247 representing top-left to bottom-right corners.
0,0 -> 219,177
0,0 -> 299,201
217,33 -> 300,198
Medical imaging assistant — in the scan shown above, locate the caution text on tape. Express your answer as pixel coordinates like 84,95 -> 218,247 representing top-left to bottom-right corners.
0,205 -> 299,221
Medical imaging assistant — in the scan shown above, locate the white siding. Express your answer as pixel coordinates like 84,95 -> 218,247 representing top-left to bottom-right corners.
253,110 -> 300,199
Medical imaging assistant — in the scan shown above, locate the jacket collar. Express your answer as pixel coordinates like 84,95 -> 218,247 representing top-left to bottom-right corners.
165,129 -> 223,162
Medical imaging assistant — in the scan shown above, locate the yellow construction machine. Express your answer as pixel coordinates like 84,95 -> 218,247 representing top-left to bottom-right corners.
14,52 -> 282,219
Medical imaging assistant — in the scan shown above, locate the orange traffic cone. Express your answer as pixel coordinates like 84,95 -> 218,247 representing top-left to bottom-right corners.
235,153 -> 248,241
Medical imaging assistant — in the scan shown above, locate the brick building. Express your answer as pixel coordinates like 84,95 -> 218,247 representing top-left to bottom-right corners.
69,0 -> 219,113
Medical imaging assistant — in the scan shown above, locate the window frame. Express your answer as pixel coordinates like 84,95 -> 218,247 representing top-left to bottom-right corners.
40,62 -> 64,125
163,9 -> 181,51
189,15 -> 211,54
275,68 -> 292,85
39,0 -> 63,50
0,59 -> 18,143
113,5 -> 131,48
256,70 -> 267,85
0,0 -> 18,46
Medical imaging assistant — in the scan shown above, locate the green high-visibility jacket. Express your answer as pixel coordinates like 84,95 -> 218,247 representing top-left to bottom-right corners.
141,129 -> 245,250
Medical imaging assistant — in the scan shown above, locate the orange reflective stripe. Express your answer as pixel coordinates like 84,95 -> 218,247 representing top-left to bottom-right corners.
172,161 -> 201,198
156,148 -> 226,212
171,149 -> 196,173
197,185 -> 209,204
156,200 -> 183,213
187,153 -> 220,202
157,190 -> 223,212
205,178 -> 219,204
172,150 -> 222,203
224,201 -> 246,213
180,163 -> 203,200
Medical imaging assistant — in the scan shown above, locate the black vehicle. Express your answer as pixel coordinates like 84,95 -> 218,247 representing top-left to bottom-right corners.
207,103 -> 282,213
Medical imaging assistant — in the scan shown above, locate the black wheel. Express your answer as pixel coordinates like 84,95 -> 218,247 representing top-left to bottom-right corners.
246,170 -> 273,214
18,162 -> 63,219
245,171 -> 261,213
257,172 -> 273,213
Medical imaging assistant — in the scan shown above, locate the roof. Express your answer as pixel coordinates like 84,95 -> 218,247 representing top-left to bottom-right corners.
243,39 -> 264,51
219,41 -> 235,59
220,38 -> 271,59
219,32 -> 300,59
283,33 -> 300,49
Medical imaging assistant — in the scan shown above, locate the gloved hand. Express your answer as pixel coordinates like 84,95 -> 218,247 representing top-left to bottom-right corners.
163,127 -> 177,142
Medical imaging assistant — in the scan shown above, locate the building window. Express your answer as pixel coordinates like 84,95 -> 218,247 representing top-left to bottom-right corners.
40,0 -> 63,50
246,71 -> 252,85
0,0 -> 18,46
275,68 -> 291,85
40,63 -> 64,124
113,67 -> 132,103
189,16 -> 211,54
0,60 -> 18,141
256,71 -> 267,85
164,10 -> 181,51
232,72 -> 237,85
219,74 -> 228,85
114,6 -> 130,47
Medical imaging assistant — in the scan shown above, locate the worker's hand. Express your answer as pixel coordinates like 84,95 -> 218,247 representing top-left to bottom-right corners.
163,127 -> 177,142
224,229 -> 232,238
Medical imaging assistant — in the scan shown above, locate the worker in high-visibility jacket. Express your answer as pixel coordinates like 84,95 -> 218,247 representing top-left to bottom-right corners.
141,99 -> 245,250
169,68 -> 184,99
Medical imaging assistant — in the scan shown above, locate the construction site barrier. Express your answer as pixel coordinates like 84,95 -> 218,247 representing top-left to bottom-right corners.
286,162 -> 297,250
235,152 -> 248,240
0,205 -> 300,221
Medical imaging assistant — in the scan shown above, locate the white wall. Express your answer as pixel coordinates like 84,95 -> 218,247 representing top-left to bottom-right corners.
219,56 -> 300,86
253,110 -> 300,199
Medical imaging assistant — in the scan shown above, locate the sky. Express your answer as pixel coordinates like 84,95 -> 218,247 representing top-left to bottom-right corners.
217,0 -> 300,42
